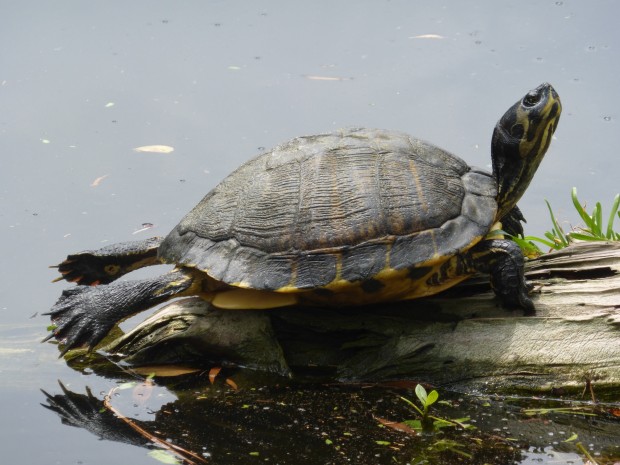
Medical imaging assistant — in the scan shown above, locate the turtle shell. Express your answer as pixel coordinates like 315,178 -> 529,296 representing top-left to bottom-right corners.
159,128 -> 498,292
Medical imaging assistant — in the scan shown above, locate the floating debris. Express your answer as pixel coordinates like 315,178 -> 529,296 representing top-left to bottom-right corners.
134,145 -> 175,154
90,174 -> 109,187
209,367 -> 222,384
133,223 -> 154,235
304,75 -> 352,81
410,34 -> 444,39
130,365 -> 201,377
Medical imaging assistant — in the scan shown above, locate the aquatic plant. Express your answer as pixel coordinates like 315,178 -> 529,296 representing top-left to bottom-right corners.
513,188 -> 620,255
400,385 -> 473,433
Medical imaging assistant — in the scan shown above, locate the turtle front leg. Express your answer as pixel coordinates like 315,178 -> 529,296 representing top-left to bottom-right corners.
469,238 -> 535,314
52,237 -> 164,285
44,268 -> 196,355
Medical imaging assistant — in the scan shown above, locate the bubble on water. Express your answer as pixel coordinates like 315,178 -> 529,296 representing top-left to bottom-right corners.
535,57 -> 544,62
603,116 -> 612,122
586,45 -> 596,52
555,1 -> 563,5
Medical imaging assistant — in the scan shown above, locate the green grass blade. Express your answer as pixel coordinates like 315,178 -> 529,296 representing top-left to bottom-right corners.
605,193 -> 620,239
513,236 -> 545,255
568,232 -> 600,242
523,235 -> 558,250
593,202 -> 603,237
545,200 -> 570,247
571,188 -> 597,233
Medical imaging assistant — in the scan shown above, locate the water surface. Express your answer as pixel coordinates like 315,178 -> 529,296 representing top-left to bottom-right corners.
1,1 -> 618,464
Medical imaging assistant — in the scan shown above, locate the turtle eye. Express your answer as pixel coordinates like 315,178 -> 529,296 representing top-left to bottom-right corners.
523,92 -> 541,107
510,124 -> 525,139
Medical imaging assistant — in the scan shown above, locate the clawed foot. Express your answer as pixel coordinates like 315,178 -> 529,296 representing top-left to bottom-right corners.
43,286 -> 117,355
44,270 -> 192,356
52,252 -> 120,286
51,237 -> 163,286
499,286 -> 535,315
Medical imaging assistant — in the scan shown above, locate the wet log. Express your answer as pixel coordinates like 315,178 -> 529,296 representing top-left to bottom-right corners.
103,242 -> 620,394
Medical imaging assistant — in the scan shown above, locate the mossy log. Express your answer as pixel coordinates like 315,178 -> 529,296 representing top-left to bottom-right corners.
103,242 -> 620,394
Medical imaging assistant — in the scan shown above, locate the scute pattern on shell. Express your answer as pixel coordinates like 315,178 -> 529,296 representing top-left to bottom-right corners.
159,128 -> 497,290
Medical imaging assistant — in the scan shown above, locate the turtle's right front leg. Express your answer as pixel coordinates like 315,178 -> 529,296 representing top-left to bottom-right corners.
52,237 -> 164,285
44,268 -> 195,355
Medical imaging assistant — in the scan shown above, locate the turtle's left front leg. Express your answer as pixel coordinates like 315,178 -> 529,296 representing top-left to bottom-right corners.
44,268 -> 196,355
469,238 -> 535,314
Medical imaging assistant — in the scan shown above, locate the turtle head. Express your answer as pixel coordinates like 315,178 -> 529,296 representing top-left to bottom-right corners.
491,82 -> 561,220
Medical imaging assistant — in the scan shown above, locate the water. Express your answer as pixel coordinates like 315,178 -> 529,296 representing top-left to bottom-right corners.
1,1 -> 619,463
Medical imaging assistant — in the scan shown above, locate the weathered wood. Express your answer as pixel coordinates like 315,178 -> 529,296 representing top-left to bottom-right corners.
104,242 -> 620,394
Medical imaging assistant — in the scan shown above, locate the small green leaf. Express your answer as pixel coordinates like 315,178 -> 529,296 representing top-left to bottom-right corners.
325,439 -> 333,445
375,440 -> 391,446
415,384 -> 428,406
249,451 -> 260,456
426,390 -> 439,406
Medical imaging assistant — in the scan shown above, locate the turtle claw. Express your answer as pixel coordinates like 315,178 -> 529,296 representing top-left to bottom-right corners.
52,237 -> 164,286
54,253 -> 113,286
44,286 -> 117,354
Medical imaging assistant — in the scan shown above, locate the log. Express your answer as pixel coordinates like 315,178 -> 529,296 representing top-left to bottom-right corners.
101,241 -> 620,394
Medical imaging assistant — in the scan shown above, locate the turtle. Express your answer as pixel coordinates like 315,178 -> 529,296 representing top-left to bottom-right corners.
45,82 -> 561,355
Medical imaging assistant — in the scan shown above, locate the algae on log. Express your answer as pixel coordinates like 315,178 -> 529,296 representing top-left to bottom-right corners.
103,242 -> 620,393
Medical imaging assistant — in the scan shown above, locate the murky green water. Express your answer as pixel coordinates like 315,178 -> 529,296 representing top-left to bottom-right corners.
1,1 -> 619,463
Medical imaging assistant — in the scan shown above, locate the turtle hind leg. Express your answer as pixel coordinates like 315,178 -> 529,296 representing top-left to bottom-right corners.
52,237 -> 164,285
470,238 -> 535,314
44,268 -> 196,355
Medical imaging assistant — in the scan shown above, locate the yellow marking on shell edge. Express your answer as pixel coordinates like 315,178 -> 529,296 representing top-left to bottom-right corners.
207,223 -> 487,306
402,270 -> 471,300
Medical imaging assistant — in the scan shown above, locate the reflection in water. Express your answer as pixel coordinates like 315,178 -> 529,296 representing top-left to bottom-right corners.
41,382 -> 151,449
41,377 -> 620,465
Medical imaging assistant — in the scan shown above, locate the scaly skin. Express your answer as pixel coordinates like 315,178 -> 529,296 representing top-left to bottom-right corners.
44,269 -> 193,355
